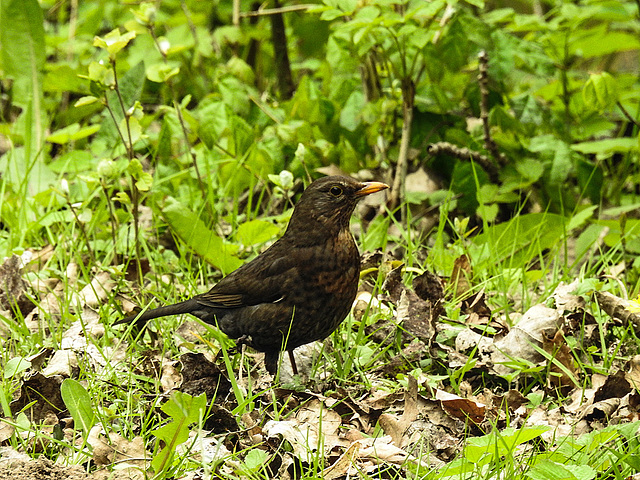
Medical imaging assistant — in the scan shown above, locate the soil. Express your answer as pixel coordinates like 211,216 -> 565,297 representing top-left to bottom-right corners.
0,456 -> 89,480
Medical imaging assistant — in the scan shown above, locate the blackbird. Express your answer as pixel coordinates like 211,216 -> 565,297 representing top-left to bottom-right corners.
118,175 -> 388,374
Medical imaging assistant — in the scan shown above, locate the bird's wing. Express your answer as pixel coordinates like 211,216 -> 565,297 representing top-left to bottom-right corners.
195,243 -> 311,309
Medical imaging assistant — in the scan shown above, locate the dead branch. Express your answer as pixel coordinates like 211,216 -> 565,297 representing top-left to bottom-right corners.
427,141 -> 500,183
478,50 -> 508,167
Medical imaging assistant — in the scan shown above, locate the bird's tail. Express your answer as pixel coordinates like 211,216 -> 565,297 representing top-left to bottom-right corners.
115,298 -> 200,325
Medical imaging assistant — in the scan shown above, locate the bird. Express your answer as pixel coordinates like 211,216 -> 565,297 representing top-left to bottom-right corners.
117,175 -> 388,375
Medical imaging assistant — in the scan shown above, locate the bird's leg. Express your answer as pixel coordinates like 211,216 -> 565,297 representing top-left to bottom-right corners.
287,350 -> 298,376
264,351 -> 279,375
239,342 -> 246,383
232,334 -> 252,353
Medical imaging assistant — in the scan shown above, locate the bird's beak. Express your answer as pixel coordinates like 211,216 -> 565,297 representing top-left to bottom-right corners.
355,181 -> 389,197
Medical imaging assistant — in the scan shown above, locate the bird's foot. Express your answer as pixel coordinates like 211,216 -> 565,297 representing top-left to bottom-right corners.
230,334 -> 253,354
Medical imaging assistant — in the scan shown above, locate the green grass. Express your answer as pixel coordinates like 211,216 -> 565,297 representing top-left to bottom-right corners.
2,156 -> 640,479
2,2 -> 640,477
2,181 -> 640,479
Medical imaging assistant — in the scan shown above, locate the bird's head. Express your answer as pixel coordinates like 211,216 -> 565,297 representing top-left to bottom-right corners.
286,176 -> 388,241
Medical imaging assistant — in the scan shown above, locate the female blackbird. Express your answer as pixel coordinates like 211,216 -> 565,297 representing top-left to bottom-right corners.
119,176 -> 388,374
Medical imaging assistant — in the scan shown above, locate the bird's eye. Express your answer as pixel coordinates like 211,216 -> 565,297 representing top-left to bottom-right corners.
330,186 -> 343,197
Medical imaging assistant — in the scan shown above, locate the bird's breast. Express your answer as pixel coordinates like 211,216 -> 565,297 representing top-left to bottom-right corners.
310,230 -> 360,295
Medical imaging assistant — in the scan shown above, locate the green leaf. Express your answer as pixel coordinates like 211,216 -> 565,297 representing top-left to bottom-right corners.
526,459 -> 595,480
3,357 -> 31,379
243,448 -> 269,471
0,0 -> 46,153
570,29 -> 640,59
466,426 -> 550,465
0,0 -> 45,107
236,220 -> 280,247
160,391 -> 207,426
515,158 -> 544,182
151,392 -> 206,474
571,138 -> 637,155
548,141 -> 573,184
74,96 -> 98,107
127,158 -> 153,191
583,72 -> 618,111
340,91 -> 365,132
86,61 -> 114,86
60,379 -> 96,434
268,170 -> 294,190
48,151 -> 96,173
146,62 -> 180,83
567,205 -> 596,231
163,198 -> 242,274
46,123 -> 100,144
93,28 -> 136,57
120,116 -> 143,146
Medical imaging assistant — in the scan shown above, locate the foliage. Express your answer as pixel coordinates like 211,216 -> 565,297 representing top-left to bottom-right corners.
1,0 -> 640,478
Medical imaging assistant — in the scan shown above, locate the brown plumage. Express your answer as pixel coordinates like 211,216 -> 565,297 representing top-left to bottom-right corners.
118,175 -> 388,374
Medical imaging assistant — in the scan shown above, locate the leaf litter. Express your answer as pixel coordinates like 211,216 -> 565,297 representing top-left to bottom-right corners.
2,250 -> 640,478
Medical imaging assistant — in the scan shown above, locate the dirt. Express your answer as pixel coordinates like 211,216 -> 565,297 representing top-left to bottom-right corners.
0,455 -> 88,480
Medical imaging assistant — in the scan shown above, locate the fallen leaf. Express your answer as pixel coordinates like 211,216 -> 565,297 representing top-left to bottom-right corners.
542,329 -> 579,394
450,254 -> 472,300
321,441 -> 360,480
435,389 -> 486,424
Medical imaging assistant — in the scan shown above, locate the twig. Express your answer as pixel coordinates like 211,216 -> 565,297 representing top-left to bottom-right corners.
427,141 -> 500,183
233,0 -> 240,26
618,101 -> 640,128
270,0 -> 295,99
240,4 -> 314,17
477,50 -> 508,167
388,79 -> 415,213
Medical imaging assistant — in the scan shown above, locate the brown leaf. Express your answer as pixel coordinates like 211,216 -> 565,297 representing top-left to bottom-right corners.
0,255 -> 33,317
381,264 -> 405,302
42,350 -> 78,377
88,426 -> 148,478
379,375 -> 419,447
435,389 -> 486,424
322,441 -> 360,480
10,373 -> 66,425
450,254 -> 472,299
461,289 -> 492,323
179,352 -> 232,402
492,304 -> 562,376
79,271 -> 115,308
0,452 -> 89,480
0,419 -> 14,444
412,270 -> 444,304
378,340 -> 427,375
396,289 -> 436,342
595,291 -> 640,336
626,355 -> 640,390
542,329 -> 579,394
593,370 -> 631,402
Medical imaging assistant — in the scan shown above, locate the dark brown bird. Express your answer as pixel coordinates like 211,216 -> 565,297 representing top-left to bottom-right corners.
118,175 -> 388,374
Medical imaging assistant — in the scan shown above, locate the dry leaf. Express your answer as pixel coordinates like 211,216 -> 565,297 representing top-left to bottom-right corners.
626,355 -> 640,390
10,372 -> 66,424
42,350 -> 78,377
0,419 -> 15,443
542,329 -> 579,393
595,290 -> 640,335
450,254 -> 472,299
0,255 -> 32,317
492,304 -> 562,376
321,441 -> 360,480
79,271 -> 115,307
435,389 -> 486,424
